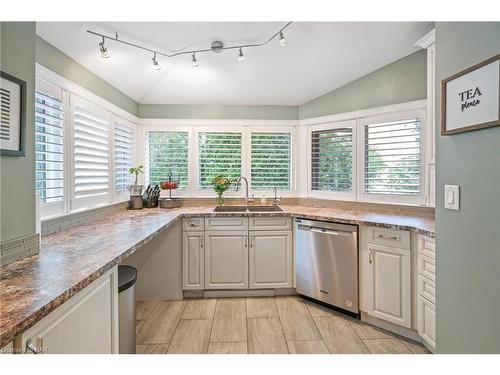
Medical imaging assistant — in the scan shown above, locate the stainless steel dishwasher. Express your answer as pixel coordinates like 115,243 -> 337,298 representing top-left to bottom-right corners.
295,218 -> 359,314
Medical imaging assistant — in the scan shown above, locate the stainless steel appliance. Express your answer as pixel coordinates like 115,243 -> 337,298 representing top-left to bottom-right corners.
295,218 -> 359,314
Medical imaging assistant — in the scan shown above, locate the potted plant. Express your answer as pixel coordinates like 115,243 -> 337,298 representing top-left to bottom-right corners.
127,165 -> 144,196
211,175 -> 232,206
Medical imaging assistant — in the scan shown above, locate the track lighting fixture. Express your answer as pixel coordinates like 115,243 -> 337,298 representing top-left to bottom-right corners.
279,32 -> 287,47
88,22 -> 291,65
192,53 -> 199,67
98,37 -> 110,58
238,48 -> 246,62
152,52 -> 161,70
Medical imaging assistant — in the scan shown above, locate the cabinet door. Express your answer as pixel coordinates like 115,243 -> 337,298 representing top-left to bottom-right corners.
205,231 -> 248,289
19,267 -> 118,354
183,231 -> 204,290
367,244 -> 411,328
249,231 -> 292,289
417,294 -> 436,350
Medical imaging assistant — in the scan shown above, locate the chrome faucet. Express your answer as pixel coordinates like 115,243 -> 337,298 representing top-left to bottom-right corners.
273,187 -> 281,206
235,176 -> 249,206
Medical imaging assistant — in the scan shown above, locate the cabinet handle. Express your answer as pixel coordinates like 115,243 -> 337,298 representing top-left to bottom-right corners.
368,248 -> 373,264
200,235 -> 204,248
25,338 -> 39,354
244,235 -> 248,247
377,234 -> 398,240
250,235 -> 254,248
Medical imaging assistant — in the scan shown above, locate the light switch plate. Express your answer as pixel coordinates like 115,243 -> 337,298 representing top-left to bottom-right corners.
444,184 -> 460,210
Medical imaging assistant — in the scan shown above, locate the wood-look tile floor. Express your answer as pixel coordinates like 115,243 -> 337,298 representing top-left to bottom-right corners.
135,296 -> 430,354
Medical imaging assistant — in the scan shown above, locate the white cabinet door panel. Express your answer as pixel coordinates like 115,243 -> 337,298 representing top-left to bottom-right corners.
249,231 -> 292,289
417,295 -> 436,350
369,244 -> 411,328
183,231 -> 204,290
205,231 -> 248,289
19,267 -> 118,354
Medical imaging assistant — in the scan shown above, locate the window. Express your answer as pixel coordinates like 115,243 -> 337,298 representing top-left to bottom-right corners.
35,91 -> 64,203
72,99 -> 110,205
364,119 -> 421,196
113,121 -> 135,192
251,132 -> 292,190
198,132 -> 242,189
146,131 -> 189,186
311,127 -> 353,192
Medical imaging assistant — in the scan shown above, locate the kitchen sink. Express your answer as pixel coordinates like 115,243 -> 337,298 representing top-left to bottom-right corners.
213,205 -> 283,212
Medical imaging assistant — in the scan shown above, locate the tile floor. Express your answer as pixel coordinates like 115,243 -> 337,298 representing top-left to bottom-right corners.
135,296 -> 430,354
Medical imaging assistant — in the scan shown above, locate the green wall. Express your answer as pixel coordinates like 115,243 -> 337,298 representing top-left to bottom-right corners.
36,36 -> 139,117
435,22 -> 500,353
298,50 -> 427,119
138,104 -> 298,120
0,22 -> 36,242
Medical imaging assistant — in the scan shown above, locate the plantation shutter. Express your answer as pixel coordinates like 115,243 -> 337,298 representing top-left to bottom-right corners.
146,131 -> 189,186
364,119 -> 421,195
72,96 -> 110,206
35,90 -> 64,203
311,127 -> 353,192
198,132 -> 242,189
251,132 -> 292,190
114,121 -> 135,192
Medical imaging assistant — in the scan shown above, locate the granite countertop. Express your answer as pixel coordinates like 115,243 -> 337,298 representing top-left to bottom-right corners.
0,205 -> 434,347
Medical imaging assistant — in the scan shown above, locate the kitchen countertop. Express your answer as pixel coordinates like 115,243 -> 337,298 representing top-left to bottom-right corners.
0,204 -> 434,347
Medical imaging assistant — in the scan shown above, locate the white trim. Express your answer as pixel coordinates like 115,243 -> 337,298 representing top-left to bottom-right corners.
36,64 -> 139,124
414,29 -> 436,49
299,100 -> 427,126
139,118 -> 298,127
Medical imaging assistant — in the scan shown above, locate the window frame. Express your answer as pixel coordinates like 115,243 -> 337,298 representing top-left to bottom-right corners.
307,120 -> 357,201
357,110 -> 426,205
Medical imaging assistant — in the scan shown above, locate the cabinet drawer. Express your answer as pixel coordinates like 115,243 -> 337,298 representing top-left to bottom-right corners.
183,218 -> 205,232
418,235 -> 435,259
205,217 -> 248,231
367,227 -> 410,250
249,217 -> 292,231
417,254 -> 436,281
417,275 -> 436,304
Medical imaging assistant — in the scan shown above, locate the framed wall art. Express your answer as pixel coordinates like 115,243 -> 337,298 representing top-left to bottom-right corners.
441,54 -> 500,135
0,71 -> 27,156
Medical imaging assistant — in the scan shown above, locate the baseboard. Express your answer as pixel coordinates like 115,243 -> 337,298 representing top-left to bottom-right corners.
183,288 -> 297,299
360,311 -> 422,342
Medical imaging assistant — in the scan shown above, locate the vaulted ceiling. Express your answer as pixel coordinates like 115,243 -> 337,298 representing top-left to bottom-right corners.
36,22 -> 434,106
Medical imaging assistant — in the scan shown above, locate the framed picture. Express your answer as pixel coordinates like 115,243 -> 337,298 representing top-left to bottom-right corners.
0,71 -> 26,156
441,54 -> 500,135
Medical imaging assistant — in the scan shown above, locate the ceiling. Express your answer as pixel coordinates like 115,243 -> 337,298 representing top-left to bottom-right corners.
36,22 -> 434,106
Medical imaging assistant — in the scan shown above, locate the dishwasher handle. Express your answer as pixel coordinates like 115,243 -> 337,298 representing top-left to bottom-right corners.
298,224 -> 354,236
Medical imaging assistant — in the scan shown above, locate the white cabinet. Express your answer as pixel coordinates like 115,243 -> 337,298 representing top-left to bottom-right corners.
204,231 -> 248,289
182,231 -> 204,290
17,266 -> 118,354
417,234 -> 436,351
361,227 -> 412,328
249,230 -> 292,289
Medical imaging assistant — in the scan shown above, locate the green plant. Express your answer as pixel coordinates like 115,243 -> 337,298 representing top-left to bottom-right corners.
129,165 -> 144,185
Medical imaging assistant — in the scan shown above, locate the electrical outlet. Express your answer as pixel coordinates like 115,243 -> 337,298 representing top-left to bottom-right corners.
444,185 -> 460,210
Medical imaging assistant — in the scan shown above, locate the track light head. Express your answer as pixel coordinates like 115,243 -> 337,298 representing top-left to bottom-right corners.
99,37 -> 110,58
238,48 -> 246,62
152,53 -> 162,71
279,32 -> 287,47
192,53 -> 199,67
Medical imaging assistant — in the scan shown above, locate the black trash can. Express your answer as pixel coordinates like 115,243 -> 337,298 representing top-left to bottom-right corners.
118,265 -> 137,354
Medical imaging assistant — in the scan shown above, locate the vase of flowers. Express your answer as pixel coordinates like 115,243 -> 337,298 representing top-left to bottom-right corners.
211,175 -> 232,206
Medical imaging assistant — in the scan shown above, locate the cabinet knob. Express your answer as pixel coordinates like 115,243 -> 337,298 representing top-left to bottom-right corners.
25,338 -> 39,354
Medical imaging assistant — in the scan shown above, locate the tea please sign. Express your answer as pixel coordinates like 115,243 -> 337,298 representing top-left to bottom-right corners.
442,55 -> 500,135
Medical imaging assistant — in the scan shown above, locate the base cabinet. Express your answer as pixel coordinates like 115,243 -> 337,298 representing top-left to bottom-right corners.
361,238 -> 411,328
204,231 -> 248,289
249,230 -> 292,289
417,235 -> 436,351
182,232 -> 204,290
417,294 -> 436,350
16,266 -> 119,354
